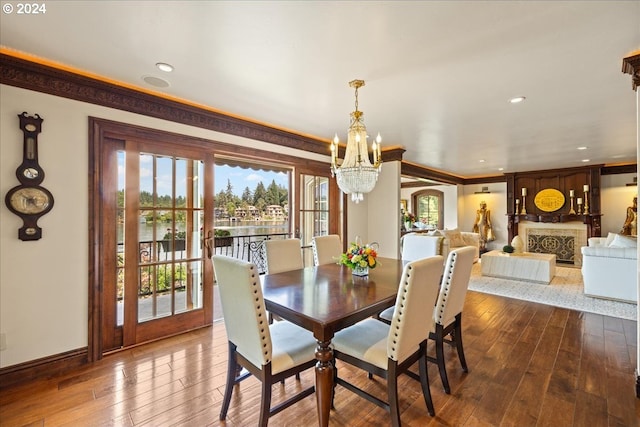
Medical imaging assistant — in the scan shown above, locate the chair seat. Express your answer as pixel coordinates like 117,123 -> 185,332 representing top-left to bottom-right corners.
378,306 -> 394,323
333,318 -> 394,370
269,321 -> 318,374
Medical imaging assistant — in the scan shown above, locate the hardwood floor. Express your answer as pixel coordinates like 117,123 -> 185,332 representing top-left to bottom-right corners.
1,290 -> 638,426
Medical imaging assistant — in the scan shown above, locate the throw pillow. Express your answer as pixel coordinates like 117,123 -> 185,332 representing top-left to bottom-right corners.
604,232 -> 617,247
608,233 -> 637,248
440,229 -> 466,247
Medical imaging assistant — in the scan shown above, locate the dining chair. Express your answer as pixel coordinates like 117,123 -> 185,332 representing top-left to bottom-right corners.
311,234 -> 342,266
428,245 -> 476,394
264,238 -> 304,324
264,238 -> 304,274
212,255 -> 317,427
331,256 -> 444,426
377,246 -> 475,394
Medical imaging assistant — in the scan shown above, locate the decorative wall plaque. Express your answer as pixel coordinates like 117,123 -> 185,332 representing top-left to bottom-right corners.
534,188 -> 565,212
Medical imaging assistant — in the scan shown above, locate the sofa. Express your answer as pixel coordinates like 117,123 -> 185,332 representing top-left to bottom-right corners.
401,229 -> 480,263
580,234 -> 637,303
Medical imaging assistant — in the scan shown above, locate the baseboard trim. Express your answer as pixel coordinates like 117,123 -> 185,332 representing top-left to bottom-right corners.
0,347 -> 88,390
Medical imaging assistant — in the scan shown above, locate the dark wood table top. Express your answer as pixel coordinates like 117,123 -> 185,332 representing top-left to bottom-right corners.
261,257 -> 404,342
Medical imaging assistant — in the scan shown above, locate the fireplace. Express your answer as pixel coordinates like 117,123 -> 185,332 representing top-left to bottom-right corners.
518,221 -> 587,267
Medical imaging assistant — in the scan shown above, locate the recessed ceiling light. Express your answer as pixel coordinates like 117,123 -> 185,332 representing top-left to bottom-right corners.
498,167 -> 504,171
581,159 -> 590,163
142,75 -> 170,88
509,96 -> 526,104
479,159 -> 485,163
577,146 -> 588,150
156,62 -> 174,72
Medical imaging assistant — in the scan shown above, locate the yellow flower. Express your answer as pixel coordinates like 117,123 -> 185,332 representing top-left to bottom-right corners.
368,257 -> 376,267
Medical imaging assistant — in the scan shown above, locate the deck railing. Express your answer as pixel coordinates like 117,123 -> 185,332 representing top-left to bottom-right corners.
117,232 -> 311,301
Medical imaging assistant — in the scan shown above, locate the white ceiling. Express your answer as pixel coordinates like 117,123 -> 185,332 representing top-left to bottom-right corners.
1,1 -> 638,178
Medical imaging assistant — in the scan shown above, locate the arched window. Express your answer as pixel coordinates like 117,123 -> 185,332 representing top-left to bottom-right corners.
412,189 -> 444,230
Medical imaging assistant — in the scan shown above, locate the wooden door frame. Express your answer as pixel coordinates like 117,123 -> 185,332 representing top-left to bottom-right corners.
88,117 -> 338,361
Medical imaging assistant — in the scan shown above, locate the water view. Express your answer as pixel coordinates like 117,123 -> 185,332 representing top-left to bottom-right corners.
118,219 -> 289,243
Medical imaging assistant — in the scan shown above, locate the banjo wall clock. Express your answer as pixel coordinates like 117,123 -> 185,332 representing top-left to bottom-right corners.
5,112 -> 54,241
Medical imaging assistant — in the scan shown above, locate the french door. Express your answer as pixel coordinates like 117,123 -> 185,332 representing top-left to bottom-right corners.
93,125 -> 214,355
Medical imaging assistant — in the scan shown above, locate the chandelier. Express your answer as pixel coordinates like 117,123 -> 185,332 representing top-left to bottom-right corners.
330,79 -> 382,203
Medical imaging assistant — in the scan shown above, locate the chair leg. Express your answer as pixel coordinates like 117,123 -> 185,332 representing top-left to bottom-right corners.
434,325 -> 451,394
259,374 -> 272,427
387,362 -> 401,427
418,342 -> 435,416
220,342 -> 237,420
454,314 -> 468,373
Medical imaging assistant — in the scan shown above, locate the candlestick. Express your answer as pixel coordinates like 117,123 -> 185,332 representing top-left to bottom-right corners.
522,188 -> 527,196
515,198 -> 520,215
568,194 -> 576,214
583,189 -> 589,215
577,197 -> 582,215
521,195 -> 527,214
583,184 -> 589,192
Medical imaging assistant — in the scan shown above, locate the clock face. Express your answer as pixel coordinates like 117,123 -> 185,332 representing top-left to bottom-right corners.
8,187 -> 52,215
23,168 -> 39,179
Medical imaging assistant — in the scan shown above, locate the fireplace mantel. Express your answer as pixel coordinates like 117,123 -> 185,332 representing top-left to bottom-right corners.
507,213 -> 602,241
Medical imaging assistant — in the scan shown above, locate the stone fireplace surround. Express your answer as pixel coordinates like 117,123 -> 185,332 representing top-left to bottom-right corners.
518,221 -> 588,267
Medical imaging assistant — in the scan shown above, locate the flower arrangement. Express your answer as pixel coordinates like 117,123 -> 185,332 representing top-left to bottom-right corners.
403,212 -> 416,223
339,240 -> 379,270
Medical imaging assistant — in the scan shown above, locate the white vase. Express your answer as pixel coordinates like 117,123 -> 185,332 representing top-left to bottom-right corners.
511,235 -> 525,254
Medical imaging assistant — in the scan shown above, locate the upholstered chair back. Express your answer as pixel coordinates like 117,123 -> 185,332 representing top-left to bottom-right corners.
401,233 -> 444,261
387,255 -> 443,363
264,238 -> 304,274
433,246 -> 475,328
212,255 -> 271,368
311,234 -> 342,266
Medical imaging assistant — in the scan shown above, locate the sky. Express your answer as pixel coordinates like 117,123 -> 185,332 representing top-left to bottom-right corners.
214,164 -> 289,196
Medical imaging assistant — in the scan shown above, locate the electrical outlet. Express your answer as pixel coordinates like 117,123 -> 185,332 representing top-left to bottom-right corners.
0,333 -> 6,351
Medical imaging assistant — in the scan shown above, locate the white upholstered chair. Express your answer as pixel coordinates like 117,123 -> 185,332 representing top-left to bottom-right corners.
401,233 -> 445,261
311,234 -> 342,266
264,238 -> 304,274
378,246 -> 475,394
428,245 -> 475,394
264,238 -> 304,324
212,255 -> 317,426
331,256 -> 444,426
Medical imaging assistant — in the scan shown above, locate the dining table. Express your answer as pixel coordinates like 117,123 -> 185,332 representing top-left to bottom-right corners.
260,256 -> 405,427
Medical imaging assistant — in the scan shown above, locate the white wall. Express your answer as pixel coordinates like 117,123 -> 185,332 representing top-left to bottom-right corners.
0,84 -> 328,368
366,161 -> 401,259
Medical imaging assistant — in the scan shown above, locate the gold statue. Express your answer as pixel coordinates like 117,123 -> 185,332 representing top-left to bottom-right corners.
473,201 -> 495,250
621,196 -> 637,236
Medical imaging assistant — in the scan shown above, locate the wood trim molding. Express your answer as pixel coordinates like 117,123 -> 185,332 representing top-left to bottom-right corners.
0,53 -> 330,156
622,51 -> 640,91
401,161 -> 465,185
0,347 -> 88,390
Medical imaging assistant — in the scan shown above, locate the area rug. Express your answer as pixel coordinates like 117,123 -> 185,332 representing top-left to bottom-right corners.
468,263 -> 637,321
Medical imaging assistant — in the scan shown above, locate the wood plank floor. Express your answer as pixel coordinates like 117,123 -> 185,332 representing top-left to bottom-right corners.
1,290 -> 638,426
